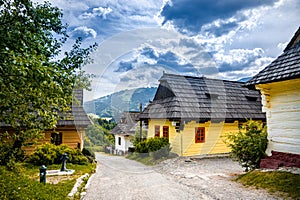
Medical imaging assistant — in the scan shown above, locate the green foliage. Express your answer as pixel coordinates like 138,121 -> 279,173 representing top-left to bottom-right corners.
236,171 -> 300,199
84,118 -> 116,151
131,128 -> 148,147
134,137 -> 171,160
0,0 -> 97,165
224,120 -> 268,171
27,143 -> 89,166
97,118 -> 117,130
82,147 -> 95,163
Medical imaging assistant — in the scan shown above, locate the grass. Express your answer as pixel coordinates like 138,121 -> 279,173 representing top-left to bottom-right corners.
0,162 -> 96,200
236,170 -> 300,199
126,152 -> 177,166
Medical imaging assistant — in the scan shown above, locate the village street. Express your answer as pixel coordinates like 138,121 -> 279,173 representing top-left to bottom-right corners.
83,153 -> 280,200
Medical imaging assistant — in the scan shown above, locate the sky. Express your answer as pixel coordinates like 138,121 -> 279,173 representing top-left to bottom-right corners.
36,0 -> 300,102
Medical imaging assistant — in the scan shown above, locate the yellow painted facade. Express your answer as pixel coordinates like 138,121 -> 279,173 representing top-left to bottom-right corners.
147,119 -> 240,156
22,127 -> 84,154
256,78 -> 300,156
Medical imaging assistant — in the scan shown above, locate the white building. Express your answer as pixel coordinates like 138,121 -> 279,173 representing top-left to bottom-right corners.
111,111 -> 139,155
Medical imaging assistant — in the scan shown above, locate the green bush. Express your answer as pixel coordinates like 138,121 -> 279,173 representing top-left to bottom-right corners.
134,137 -> 171,160
27,143 -> 89,165
224,119 -> 268,171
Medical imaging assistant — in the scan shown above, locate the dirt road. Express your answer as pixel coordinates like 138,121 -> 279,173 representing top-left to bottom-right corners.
83,153 -> 280,200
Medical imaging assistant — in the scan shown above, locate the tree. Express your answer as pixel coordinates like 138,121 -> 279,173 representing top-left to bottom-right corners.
0,0 -> 97,165
224,120 -> 268,172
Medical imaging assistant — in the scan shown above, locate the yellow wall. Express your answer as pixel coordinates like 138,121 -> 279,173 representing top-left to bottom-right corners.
148,119 -> 239,156
22,127 -> 84,154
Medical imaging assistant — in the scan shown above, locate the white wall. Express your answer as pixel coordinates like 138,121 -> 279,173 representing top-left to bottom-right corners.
114,134 -> 133,154
257,78 -> 300,156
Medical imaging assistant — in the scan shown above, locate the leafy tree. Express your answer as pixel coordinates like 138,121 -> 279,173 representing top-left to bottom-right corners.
84,118 -> 116,150
224,120 -> 268,171
131,127 -> 148,147
0,0 -> 97,165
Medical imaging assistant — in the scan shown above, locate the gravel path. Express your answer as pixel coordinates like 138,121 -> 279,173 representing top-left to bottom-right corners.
83,153 -> 281,200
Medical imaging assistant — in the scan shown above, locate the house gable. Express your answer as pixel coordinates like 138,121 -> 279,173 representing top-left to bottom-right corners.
246,27 -> 300,168
246,27 -> 300,86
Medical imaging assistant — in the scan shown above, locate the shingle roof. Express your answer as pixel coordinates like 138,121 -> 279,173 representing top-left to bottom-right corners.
246,27 -> 300,85
57,89 -> 92,127
140,73 -> 265,121
111,111 -> 139,135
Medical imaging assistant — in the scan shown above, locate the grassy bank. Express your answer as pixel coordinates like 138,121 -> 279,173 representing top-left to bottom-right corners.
236,170 -> 300,199
0,163 -> 96,200
126,153 -> 176,166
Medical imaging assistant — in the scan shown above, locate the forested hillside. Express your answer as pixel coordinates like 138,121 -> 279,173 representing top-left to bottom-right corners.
84,87 -> 157,120
84,117 -> 116,152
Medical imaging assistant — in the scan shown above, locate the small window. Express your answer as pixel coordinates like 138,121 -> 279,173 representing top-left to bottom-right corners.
118,137 -> 121,145
195,127 -> 205,143
51,132 -> 62,146
155,125 -> 160,137
163,126 -> 169,139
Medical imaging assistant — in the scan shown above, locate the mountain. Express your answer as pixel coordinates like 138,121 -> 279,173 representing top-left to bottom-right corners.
84,87 -> 157,121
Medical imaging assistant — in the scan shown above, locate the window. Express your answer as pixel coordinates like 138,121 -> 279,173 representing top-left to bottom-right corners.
118,137 -> 121,145
155,125 -> 160,137
195,127 -> 205,143
163,126 -> 169,139
51,132 -> 62,145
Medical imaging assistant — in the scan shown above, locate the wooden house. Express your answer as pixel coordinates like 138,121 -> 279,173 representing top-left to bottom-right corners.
1,89 -> 92,154
246,27 -> 300,168
111,111 -> 139,155
139,73 -> 265,156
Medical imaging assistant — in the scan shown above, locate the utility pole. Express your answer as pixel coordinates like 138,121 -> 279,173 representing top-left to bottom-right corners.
139,103 -> 142,142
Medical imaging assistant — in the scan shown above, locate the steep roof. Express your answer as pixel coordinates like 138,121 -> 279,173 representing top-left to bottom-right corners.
57,89 -> 92,127
246,27 -> 300,85
140,73 -> 265,121
111,111 -> 139,135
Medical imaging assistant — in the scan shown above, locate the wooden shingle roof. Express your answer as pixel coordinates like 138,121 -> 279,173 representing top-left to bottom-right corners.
140,73 -> 265,121
246,27 -> 300,85
57,89 -> 92,127
111,111 -> 139,135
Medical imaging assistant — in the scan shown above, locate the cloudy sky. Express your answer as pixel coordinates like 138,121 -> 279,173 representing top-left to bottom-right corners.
36,0 -> 300,101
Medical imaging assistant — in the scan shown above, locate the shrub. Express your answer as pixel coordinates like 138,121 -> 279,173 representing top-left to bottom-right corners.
224,119 -> 268,171
134,137 -> 171,160
27,143 -> 89,166
82,147 -> 95,163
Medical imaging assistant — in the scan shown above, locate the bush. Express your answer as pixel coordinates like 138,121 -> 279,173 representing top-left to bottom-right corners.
27,143 -> 89,166
134,137 -> 171,160
82,147 -> 95,163
224,120 -> 268,171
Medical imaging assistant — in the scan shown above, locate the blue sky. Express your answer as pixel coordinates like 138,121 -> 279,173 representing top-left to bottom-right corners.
36,0 -> 300,101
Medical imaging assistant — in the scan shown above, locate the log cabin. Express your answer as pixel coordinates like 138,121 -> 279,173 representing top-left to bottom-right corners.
246,27 -> 300,168
139,73 -> 266,156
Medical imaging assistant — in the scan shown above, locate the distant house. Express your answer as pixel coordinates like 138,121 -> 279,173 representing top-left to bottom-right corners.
1,89 -> 92,154
246,27 -> 300,168
139,73 -> 265,156
111,111 -> 139,155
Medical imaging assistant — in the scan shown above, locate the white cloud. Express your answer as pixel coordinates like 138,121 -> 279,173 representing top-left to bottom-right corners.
72,26 -> 97,38
79,6 -> 113,20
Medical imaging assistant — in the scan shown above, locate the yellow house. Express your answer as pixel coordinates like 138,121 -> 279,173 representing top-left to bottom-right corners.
1,89 -> 92,154
140,73 -> 265,156
246,27 -> 300,168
